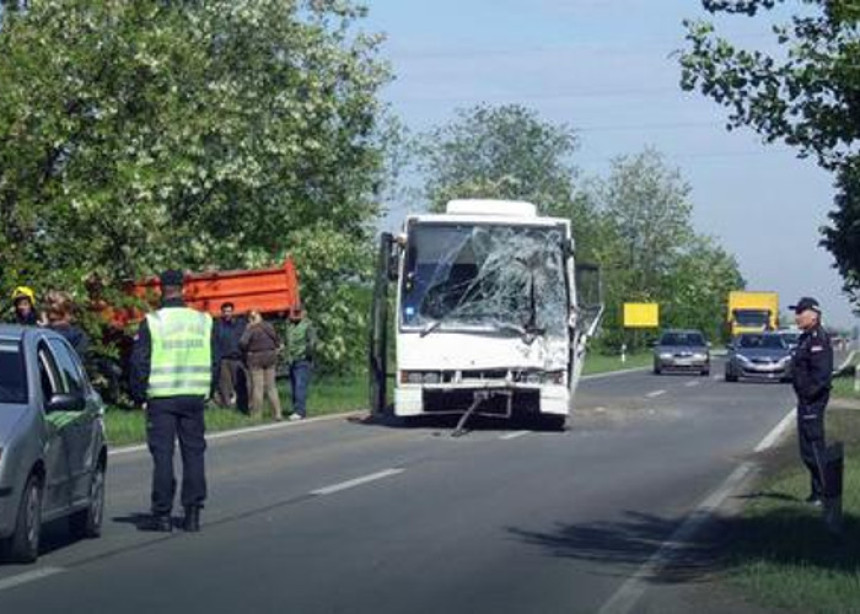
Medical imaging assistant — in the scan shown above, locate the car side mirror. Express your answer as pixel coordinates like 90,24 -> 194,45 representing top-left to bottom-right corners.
46,393 -> 85,413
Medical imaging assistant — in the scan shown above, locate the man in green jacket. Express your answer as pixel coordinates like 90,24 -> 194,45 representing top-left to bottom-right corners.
286,306 -> 316,420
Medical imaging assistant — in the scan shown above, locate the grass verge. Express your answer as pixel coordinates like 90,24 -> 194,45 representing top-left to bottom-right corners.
105,374 -> 370,447
723,373 -> 860,613
582,351 -> 652,375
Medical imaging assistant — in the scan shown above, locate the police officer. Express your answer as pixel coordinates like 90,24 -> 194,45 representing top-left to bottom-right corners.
790,296 -> 833,506
130,270 -> 216,532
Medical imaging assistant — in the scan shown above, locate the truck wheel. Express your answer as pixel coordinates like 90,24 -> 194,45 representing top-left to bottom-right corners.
8,474 -> 42,563
70,461 -> 106,539
539,415 -> 566,432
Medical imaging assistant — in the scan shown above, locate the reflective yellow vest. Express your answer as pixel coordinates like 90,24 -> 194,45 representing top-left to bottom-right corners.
146,307 -> 213,398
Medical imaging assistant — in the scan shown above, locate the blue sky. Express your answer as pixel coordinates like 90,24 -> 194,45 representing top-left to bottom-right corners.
361,0 -> 858,329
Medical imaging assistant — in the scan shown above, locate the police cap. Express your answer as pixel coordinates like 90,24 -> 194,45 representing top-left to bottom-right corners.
159,269 -> 184,289
789,296 -> 821,314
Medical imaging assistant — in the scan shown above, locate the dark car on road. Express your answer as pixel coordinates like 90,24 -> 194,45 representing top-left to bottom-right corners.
725,332 -> 792,383
0,325 -> 107,563
653,329 -> 710,376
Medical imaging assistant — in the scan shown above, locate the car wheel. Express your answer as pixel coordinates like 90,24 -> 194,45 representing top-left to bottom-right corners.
653,363 -> 662,375
701,369 -> 710,377
71,461 -> 106,539
725,371 -> 738,382
8,474 -> 43,563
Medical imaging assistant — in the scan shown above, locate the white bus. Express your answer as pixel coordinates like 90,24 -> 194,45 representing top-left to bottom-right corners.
369,199 -> 603,431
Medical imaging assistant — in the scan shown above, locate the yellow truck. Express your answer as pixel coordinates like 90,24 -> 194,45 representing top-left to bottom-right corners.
727,291 -> 779,336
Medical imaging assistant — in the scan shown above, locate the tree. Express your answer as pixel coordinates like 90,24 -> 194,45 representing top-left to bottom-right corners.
417,103 -> 614,260
584,148 -> 745,348
0,0 -> 393,370
679,0 -> 860,308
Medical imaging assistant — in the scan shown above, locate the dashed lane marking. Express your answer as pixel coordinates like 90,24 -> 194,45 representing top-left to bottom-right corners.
645,389 -> 666,399
684,381 -> 699,388
310,468 -> 404,496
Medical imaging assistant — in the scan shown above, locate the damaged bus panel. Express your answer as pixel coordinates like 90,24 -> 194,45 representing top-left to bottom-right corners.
369,199 -> 603,430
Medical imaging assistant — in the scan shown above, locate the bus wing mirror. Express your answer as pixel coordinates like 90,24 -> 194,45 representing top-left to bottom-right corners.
574,262 -> 604,337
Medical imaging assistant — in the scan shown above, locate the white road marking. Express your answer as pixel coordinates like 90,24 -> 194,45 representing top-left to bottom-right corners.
712,375 -> 721,381
0,567 -> 64,593
645,389 -> 666,399
310,468 -> 404,496
598,404 -> 797,614
684,381 -> 699,388
499,430 -> 530,441
110,411 -> 362,457
598,462 -> 756,614
755,406 -> 797,452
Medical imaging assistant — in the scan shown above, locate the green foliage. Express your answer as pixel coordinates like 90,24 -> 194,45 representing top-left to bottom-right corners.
680,0 -> 860,308
0,0 -> 393,371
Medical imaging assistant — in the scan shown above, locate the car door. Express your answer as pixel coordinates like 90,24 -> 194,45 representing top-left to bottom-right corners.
47,338 -> 98,506
36,341 -> 72,516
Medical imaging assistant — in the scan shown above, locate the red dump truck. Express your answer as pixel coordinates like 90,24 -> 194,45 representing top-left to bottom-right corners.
89,258 -> 301,403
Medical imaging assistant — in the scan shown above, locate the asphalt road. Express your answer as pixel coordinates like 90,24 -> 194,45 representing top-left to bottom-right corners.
0,355 -> 838,613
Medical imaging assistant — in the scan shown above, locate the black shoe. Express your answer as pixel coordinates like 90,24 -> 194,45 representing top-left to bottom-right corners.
140,514 -> 173,532
805,494 -> 822,506
182,506 -> 201,532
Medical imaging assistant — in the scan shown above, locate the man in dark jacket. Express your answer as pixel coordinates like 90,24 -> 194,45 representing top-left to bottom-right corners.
213,302 -> 247,410
790,296 -> 834,506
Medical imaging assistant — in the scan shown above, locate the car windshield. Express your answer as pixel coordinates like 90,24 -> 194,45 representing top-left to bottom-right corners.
738,334 -> 785,349
659,332 -> 705,346
400,223 -> 569,337
0,341 -> 27,404
734,309 -> 770,326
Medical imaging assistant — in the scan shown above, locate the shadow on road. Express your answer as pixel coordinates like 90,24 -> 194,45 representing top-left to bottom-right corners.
350,410 -> 565,435
507,502 -> 860,584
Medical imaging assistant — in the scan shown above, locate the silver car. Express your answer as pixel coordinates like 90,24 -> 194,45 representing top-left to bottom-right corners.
0,325 -> 107,563
653,329 -> 710,376
725,332 -> 793,383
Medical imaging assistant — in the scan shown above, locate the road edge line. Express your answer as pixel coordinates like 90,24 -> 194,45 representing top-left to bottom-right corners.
0,566 -> 65,593
108,410 -> 363,457
598,402 -> 796,614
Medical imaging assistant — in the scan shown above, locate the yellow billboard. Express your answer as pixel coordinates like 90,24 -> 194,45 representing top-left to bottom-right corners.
624,302 -> 659,328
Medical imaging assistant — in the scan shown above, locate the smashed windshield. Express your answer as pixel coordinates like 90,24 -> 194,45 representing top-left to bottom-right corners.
400,223 -> 569,337
0,342 -> 27,404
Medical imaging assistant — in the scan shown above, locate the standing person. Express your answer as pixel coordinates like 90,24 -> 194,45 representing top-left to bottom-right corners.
286,306 -> 316,421
213,302 -> 247,410
10,286 -> 38,325
43,290 -> 90,360
129,270 -> 215,533
239,310 -> 283,421
790,296 -> 834,506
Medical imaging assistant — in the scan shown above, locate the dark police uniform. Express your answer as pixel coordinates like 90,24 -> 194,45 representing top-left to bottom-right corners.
792,322 -> 833,501
130,272 -> 217,531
